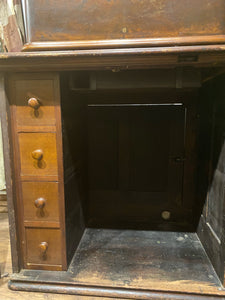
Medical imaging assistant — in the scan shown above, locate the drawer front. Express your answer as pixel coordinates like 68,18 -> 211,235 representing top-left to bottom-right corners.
25,228 -> 62,267
22,182 -> 59,222
18,133 -> 58,177
14,79 -> 56,126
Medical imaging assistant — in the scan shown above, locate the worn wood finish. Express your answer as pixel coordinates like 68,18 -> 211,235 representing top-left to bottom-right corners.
9,229 -> 225,298
60,76 -> 87,265
2,68 -> 225,300
72,69 -> 201,90
9,282 -> 225,300
13,78 -> 56,127
6,73 -> 67,271
22,36 -> 225,52
2,47 -> 225,72
18,133 -> 58,178
0,74 -> 20,272
0,213 -> 130,300
60,85 -> 197,231
3,68 -> 225,299
2,1 -> 225,298
25,228 -> 62,270
197,75 -> 225,285
22,182 -> 60,223
21,0 -> 225,51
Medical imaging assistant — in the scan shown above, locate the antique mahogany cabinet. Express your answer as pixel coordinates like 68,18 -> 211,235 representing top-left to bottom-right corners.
1,0 -> 225,299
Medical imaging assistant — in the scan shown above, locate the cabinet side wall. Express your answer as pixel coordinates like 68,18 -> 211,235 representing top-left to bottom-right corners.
197,76 -> 225,285
0,74 -> 20,272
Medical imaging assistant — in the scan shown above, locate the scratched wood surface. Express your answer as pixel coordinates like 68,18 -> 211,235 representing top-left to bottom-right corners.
11,228 -> 225,297
67,228 -> 225,295
0,213 -> 127,300
10,227 -> 225,298
26,0 -> 225,41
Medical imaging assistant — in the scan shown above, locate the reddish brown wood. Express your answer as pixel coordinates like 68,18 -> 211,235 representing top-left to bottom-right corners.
11,75 -> 57,127
22,182 -> 60,223
25,228 -> 62,269
8,231 -> 225,298
54,75 -> 68,271
21,0 -> 225,51
7,73 -> 67,271
4,68 -> 225,299
2,46 -> 225,72
18,133 -> 58,178
1,1 -> 225,298
21,35 -> 225,52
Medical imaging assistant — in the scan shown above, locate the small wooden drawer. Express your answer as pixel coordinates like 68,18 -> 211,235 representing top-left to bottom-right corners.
22,182 -> 60,223
25,228 -> 62,269
13,77 -> 57,127
18,133 -> 58,179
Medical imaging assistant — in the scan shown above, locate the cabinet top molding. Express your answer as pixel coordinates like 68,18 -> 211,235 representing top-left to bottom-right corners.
2,45 -> 225,71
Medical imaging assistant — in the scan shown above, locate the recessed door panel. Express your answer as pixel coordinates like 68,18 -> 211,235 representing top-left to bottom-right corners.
87,104 -> 186,229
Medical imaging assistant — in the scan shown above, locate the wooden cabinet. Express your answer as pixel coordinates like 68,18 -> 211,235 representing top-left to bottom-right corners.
2,69 -> 225,299
18,133 -> 58,178
9,74 -> 58,132
21,0 -> 225,51
6,73 -> 66,271
1,1 -> 225,299
25,228 -> 62,270
22,182 -> 60,223
13,78 -> 56,127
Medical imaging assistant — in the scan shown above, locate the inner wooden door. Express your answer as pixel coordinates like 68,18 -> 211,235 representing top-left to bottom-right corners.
87,104 -> 186,229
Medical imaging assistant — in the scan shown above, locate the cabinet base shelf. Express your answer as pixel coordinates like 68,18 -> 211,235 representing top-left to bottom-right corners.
9,229 -> 225,299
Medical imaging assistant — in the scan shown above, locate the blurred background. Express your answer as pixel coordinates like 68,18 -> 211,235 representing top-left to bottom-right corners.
0,0 -> 24,212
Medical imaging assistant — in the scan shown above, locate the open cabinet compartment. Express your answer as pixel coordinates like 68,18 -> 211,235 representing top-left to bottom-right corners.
58,69 -> 225,297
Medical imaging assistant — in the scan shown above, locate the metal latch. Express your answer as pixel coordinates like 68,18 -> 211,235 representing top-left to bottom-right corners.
172,157 -> 186,163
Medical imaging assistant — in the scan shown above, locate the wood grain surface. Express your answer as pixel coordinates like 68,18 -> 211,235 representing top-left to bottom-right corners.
0,213 -> 125,300
21,0 -> 225,51
6,73 -> 67,271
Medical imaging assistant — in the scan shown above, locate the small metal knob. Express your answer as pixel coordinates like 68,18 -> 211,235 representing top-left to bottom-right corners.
161,211 -> 171,220
34,197 -> 46,209
31,149 -> 43,160
172,157 -> 186,163
28,97 -> 40,109
39,242 -> 48,255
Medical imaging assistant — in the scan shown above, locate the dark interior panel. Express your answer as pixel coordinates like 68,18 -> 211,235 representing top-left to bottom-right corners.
60,69 -> 225,286
87,105 -> 186,229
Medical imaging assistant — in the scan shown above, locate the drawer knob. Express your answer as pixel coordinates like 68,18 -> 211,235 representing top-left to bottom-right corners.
34,197 -> 46,209
31,149 -> 43,160
39,242 -> 48,255
28,97 -> 40,109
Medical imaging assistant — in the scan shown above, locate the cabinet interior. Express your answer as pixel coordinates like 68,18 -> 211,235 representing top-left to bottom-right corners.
60,68 -> 225,290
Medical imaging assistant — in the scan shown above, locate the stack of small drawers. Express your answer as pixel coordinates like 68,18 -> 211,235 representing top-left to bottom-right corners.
9,73 -> 66,270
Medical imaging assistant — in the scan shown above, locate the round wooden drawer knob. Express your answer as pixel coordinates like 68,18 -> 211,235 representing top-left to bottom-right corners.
28,97 -> 40,109
31,149 -> 43,160
34,197 -> 46,209
39,242 -> 48,255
